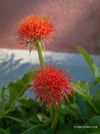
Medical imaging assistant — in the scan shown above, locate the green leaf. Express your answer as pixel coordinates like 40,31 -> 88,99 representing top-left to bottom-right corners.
0,87 -> 8,117
73,81 -> 90,96
95,86 -> 100,98
75,45 -> 100,83
22,124 -> 48,134
85,116 -> 100,133
57,124 -> 89,134
18,97 -> 40,115
18,97 -> 35,107
37,128 -> 52,134
1,86 -> 7,103
0,128 -> 9,134
88,99 -> 100,114
75,94 -> 95,118
59,103 -> 82,121
58,114 -> 65,125
7,71 -> 35,107
5,115 -> 33,129
75,94 -> 89,117
28,116 -> 41,124
59,103 -> 76,115
90,80 -> 98,90
73,80 -> 100,114
21,122 -> 34,129
57,125 -> 74,134
0,71 -> 37,117
87,116 -> 100,126
18,98 -> 40,120
37,113 -> 50,124
96,90 -> 100,98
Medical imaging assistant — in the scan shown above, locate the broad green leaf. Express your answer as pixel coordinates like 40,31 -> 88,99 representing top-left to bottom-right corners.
69,103 -> 82,116
18,97 -> 35,107
7,71 -> 35,108
88,99 -> 100,114
59,103 -> 82,120
0,128 -> 9,134
94,65 -> 100,82
73,81 -> 90,96
38,128 -> 52,134
96,89 -> 100,98
75,94 -> 89,117
59,103 -> 76,115
0,71 -> 37,116
90,80 -> 98,90
73,80 -> 100,114
57,125 -> 74,134
57,123 -> 89,134
22,124 -> 48,134
85,116 -> 100,133
75,94 -> 95,118
18,97 -> 40,115
75,45 -> 100,83
87,116 -> 100,126
18,98 -> 40,120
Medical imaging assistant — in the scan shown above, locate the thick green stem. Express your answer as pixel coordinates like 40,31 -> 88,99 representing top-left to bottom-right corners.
50,104 -> 54,125
36,42 -> 45,69
51,112 -> 58,131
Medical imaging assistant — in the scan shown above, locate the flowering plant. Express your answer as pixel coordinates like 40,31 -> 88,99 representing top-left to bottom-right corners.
0,15 -> 100,134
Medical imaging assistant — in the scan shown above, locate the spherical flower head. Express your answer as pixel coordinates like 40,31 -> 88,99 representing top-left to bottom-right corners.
30,65 -> 75,109
17,15 -> 53,45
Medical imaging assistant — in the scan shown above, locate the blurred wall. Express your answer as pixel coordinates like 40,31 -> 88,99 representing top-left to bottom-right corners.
0,0 -> 100,54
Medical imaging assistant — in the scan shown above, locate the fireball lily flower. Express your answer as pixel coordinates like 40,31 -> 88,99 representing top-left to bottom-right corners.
31,65 -> 75,109
17,15 -> 53,54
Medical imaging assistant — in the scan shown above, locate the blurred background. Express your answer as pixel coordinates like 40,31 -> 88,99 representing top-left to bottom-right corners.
0,0 -> 100,54
0,0 -> 100,94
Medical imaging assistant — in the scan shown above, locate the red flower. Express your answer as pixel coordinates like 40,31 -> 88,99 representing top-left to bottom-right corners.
17,15 -> 53,45
30,65 -> 75,109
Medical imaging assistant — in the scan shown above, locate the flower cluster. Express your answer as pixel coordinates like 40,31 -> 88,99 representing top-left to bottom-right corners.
31,65 -> 75,109
17,14 -> 75,110
17,15 -> 53,45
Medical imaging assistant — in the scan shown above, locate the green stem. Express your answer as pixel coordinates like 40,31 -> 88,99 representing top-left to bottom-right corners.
5,116 -> 23,123
51,110 -> 59,131
36,42 -> 45,69
50,104 -> 54,125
